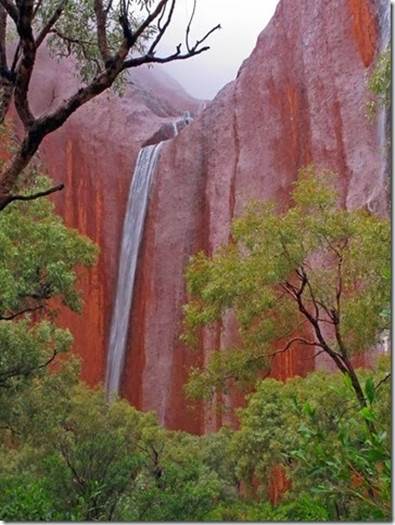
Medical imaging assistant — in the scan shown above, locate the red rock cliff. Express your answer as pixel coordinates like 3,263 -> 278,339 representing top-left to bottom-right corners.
121,0 -> 389,433
25,49 -> 201,389
22,0 -> 388,434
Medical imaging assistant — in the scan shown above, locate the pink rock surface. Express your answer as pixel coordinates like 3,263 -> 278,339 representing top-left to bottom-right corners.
17,0 -> 387,435
122,0 -> 388,433
24,48 -> 200,388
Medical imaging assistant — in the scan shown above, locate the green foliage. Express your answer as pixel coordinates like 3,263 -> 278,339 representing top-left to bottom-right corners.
183,167 -> 390,399
0,170 -> 96,404
0,353 -> 390,521
120,427 -> 237,521
38,387 -> 151,520
35,0 -> 156,85
0,474 -> 61,521
0,378 -> 231,521
230,362 -> 391,521
367,47 -> 391,116
0,176 -> 97,314
122,439 -> 223,520
206,495 -> 330,522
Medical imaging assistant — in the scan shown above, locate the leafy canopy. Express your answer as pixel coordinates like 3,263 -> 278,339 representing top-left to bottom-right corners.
0,145 -> 97,398
183,167 -> 390,400
229,360 -> 391,521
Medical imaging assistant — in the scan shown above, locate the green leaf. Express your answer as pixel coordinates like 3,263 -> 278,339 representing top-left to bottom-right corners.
364,377 -> 375,405
359,406 -> 376,422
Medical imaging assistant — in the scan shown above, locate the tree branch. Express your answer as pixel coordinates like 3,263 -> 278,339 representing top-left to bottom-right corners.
14,0 -> 36,127
122,43 -> 211,68
269,336 -> 322,358
0,304 -> 44,320
374,372 -> 391,391
0,0 -> 17,23
94,0 -> 110,62
185,0 -> 196,53
36,0 -> 68,48
147,0 -> 175,54
0,183 -> 64,210
0,0 -> 217,202
0,4 -> 7,68
128,0 -> 167,47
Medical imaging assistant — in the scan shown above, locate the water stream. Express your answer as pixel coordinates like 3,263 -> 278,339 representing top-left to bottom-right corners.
105,142 -> 163,397
106,113 -> 191,398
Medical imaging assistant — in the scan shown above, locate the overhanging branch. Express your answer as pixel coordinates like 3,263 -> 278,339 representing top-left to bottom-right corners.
0,183 -> 64,210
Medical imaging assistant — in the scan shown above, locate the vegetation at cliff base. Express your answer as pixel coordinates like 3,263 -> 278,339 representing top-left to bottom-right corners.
0,157 -> 390,521
0,5 -> 391,519
183,168 -> 390,410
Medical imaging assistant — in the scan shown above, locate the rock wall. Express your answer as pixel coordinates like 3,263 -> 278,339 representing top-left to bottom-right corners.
26,49 -> 201,389
19,0 -> 388,434
120,0 -> 389,433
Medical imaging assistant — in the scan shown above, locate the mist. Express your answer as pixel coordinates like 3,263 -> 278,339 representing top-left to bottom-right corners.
156,0 -> 280,100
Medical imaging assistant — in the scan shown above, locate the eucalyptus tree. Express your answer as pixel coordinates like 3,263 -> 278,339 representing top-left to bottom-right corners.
0,0 -> 219,210
183,167 -> 390,416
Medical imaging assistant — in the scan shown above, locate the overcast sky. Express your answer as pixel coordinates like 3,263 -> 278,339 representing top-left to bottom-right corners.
156,0 -> 280,100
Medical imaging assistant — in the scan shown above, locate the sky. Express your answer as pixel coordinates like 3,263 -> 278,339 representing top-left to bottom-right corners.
156,0 -> 280,100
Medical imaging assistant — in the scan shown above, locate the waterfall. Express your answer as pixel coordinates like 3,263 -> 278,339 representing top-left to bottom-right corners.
366,1 -> 391,214
106,113 -> 191,398
377,0 -> 391,51
105,142 -> 162,397
183,111 -> 193,124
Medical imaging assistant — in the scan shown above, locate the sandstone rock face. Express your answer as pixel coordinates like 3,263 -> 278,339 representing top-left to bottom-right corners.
22,0 -> 388,434
26,49 -> 201,389
121,0 -> 389,433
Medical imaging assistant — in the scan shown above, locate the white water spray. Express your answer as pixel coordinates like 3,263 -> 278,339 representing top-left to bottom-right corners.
105,113 -> 192,398
105,143 -> 162,397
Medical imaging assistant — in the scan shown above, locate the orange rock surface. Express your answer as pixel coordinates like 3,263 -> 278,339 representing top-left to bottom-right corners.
16,0 -> 387,437
122,0 -> 387,434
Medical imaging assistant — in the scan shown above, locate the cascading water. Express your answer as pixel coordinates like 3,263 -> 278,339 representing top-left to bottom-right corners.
106,113 -> 192,398
105,142 -> 162,397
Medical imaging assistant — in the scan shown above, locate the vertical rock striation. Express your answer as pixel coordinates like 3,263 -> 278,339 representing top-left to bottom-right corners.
20,0 -> 388,434
25,48 -> 200,389
121,0 -> 388,433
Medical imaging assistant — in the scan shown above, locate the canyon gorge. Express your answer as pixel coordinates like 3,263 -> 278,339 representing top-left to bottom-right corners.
23,0 -> 390,434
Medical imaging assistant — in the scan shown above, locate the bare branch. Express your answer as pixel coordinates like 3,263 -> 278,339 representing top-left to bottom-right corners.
122,42 -> 210,68
335,252 -> 344,317
192,23 -> 221,50
0,5 -> 13,123
374,372 -> 391,391
0,344 -> 57,386
0,0 -> 217,200
10,41 -> 21,73
0,183 -> 64,210
104,0 -> 114,16
156,0 -> 167,30
130,0 -> 167,45
147,0 -> 175,54
37,346 -> 58,370
185,0 -> 196,53
269,336 -> 322,357
0,304 -> 44,320
32,0 -> 43,18
304,273 -> 320,319
0,4 -> 7,68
